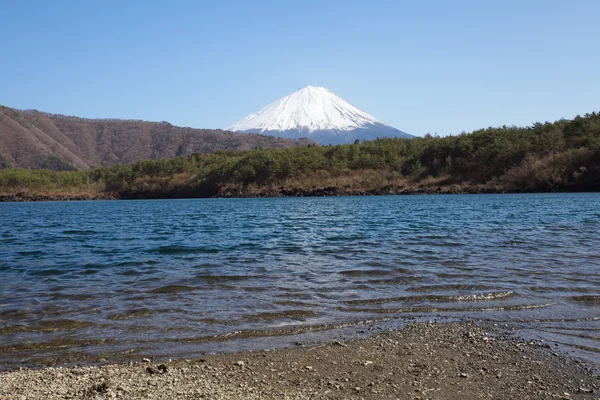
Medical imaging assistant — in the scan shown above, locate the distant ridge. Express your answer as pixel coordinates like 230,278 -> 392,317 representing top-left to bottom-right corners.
0,106 -> 314,170
227,86 -> 413,145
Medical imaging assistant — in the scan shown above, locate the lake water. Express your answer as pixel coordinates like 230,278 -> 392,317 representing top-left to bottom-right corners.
0,194 -> 599,368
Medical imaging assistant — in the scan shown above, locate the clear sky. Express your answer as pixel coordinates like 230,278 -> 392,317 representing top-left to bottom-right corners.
1,0 -> 599,137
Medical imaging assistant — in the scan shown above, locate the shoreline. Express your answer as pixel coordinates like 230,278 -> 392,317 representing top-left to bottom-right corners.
1,322 -> 598,399
1,186 -> 597,202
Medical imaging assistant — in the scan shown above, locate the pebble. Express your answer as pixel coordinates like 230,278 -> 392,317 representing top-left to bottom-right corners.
157,364 -> 168,373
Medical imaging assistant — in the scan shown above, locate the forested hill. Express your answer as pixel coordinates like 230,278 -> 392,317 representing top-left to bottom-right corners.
0,105 -> 314,170
1,112 -> 599,200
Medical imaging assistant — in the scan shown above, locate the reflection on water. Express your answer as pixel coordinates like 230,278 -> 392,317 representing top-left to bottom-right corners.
0,194 -> 599,367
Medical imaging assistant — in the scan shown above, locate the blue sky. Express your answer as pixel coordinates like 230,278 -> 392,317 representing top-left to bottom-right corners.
1,0 -> 599,137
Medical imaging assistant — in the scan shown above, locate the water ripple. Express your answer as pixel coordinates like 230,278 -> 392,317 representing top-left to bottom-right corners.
0,193 -> 599,366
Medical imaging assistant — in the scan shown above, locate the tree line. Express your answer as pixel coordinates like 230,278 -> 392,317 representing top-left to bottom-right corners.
1,112 -> 599,198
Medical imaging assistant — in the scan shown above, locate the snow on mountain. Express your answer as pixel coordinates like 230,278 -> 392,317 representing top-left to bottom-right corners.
226,86 -> 412,145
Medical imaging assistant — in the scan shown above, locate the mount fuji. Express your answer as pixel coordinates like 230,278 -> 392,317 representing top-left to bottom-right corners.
226,86 -> 413,145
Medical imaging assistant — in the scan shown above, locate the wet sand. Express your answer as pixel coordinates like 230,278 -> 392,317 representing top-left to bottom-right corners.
0,322 -> 598,399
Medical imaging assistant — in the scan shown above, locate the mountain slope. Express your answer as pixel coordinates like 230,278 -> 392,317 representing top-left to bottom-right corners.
227,86 -> 413,144
0,106 -> 314,170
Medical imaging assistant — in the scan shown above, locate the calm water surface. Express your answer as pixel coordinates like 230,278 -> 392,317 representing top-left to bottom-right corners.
0,194 -> 599,367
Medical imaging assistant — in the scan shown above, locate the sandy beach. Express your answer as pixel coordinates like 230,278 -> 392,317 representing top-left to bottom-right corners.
1,322 -> 597,399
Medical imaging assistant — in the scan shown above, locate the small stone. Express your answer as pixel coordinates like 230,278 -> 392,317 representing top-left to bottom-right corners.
234,361 -> 245,367
157,364 -> 168,373
146,366 -> 157,374
460,373 -> 468,378
305,366 -> 313,371
91,382 -> 109,393
142,358 -> 151,363
363,361 -> 374,366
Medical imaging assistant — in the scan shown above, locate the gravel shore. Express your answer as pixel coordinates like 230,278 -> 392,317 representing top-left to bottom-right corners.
1,322 -> 598,399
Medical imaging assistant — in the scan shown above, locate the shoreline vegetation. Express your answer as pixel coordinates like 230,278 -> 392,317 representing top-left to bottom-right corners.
1,112 -> 599,201
1,322 -> 598,399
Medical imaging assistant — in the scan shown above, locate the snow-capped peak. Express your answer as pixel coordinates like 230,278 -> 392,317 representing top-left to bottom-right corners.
227,86 -> 386,133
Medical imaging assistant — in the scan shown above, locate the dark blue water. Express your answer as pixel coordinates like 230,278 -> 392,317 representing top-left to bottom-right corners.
0,194 -> 599,367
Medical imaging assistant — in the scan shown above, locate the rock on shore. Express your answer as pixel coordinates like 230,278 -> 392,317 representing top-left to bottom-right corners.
0,192 -> 114,202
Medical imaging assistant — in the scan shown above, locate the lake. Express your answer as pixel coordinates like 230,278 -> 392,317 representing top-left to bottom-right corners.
0,194 -> 598,368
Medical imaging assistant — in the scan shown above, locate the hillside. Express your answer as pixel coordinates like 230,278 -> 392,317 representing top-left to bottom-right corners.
0,106 -> 314,170
0,111 -> 599,201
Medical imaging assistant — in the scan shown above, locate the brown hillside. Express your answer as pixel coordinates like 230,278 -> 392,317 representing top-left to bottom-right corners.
0,106 -> 314,170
